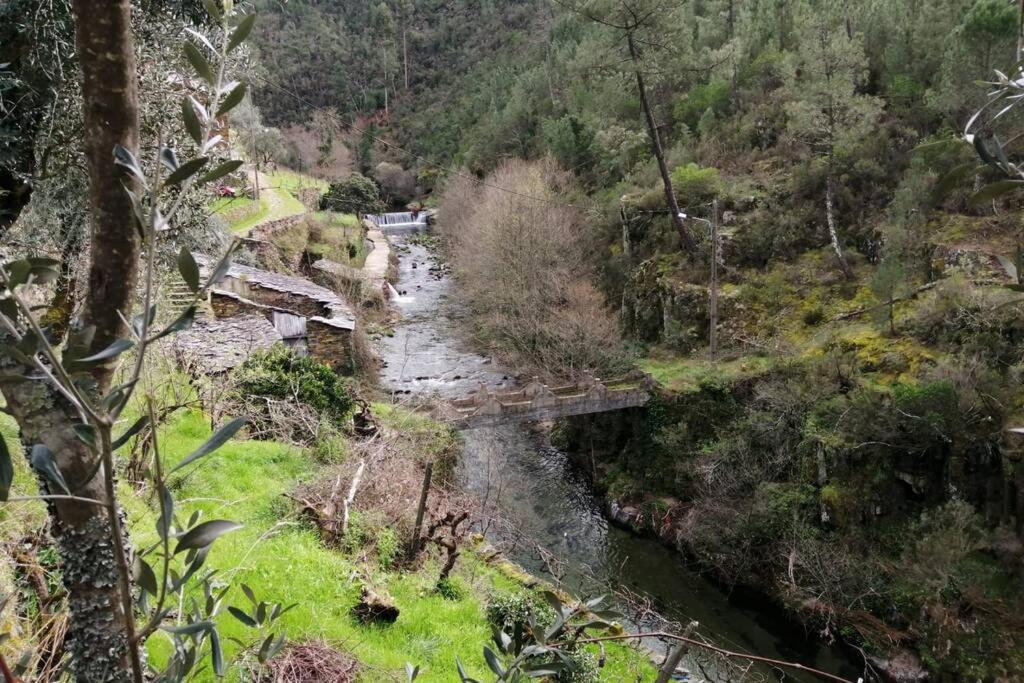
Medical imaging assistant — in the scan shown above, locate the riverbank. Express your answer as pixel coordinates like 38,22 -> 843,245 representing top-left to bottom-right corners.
376,232 -> 864,682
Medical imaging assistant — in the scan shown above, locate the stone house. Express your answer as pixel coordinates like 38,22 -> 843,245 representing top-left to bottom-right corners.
197,257 -> 358,373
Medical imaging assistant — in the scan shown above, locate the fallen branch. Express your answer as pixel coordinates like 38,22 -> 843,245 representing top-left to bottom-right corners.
340,459 -> 366,536
831,282 -> 938,322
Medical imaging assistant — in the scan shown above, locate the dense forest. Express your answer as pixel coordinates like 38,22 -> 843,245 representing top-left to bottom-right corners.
250,0 -> 1024,680
1,0 -> 1024,680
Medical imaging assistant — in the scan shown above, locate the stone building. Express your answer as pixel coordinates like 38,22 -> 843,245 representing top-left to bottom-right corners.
194,257 -> 358,373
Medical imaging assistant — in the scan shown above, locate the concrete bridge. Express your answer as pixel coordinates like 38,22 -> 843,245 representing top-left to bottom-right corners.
438,373 -> 654,429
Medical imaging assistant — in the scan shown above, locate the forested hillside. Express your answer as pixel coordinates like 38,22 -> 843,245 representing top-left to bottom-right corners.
249,1 -> 1024,680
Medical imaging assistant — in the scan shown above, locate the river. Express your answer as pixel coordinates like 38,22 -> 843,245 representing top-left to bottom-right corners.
377,235 -> 862,683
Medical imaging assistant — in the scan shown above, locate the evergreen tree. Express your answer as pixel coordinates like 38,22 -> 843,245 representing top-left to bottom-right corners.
784,1 -> 882,278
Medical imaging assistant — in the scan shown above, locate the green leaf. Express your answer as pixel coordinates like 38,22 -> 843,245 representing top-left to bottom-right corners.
241,583 -> 257,606
72,424 -> 96,448
228,605 -> 257,627
201,0 -> 222,21
160,147 -> 180,172
227,14 -> 256,53
178,248 -> 201,293
209,255 -> 233,285
182,98 -> 203,145
455,657 -> 480,683
174,519 -> 243,554
165,157 -> 209,187
183,43 -> 214,84
198,159 -> 243,185
30,445 -> 70,495
932,163 -> 978,203
134,556 -> 159,596
4,260 -> 30,287
113,144 -> 147,185
162,620 -> 215,636
216,82 -> 247,117
151,306 -> 197,342
156,483 -> 174,540
210,628 -> 225,677
483,647 -> 505,677
112,415 -> 149,450
0,436 -> 13,501
257,633 -> 275,663
75,338 -> 134,364
170,417 -> 247,474
968,179 -> 1024,206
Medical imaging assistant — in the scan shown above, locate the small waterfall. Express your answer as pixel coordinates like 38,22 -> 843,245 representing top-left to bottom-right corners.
366,211 -> 429,231
386,282 -> 401,300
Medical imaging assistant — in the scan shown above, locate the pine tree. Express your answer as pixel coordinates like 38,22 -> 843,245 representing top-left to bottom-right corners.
784,2 -> 882,278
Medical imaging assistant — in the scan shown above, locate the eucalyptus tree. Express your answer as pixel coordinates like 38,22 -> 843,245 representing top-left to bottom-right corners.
783,1 -> 882,278
0,1 -> 286,679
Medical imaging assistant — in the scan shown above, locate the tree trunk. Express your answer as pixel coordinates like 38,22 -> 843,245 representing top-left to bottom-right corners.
627,33 -> 695,255
825,171 -> 852,279
0,1 -> 142,679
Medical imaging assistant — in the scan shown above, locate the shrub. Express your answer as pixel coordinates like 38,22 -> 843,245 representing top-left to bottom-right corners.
674,79 -> 731,130
435,576 -> 466,601
235,347 -> 353,421
670,162 -> 720,202
485,592 -> 556,634
319,173 -> 386,214
376,527 -> 400,570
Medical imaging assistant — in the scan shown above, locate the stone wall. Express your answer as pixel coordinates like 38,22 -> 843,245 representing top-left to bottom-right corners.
307,317 -> 354,373
243,214 -> 308,271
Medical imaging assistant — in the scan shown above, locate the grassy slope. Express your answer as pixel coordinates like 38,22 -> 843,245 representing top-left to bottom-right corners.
130,410 -> 652,682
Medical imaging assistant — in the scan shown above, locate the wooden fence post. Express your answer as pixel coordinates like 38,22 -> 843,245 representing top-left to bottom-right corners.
410,461 -> 433,556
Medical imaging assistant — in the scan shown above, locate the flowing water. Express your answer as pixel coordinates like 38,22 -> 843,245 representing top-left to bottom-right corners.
377,235 -> 862,683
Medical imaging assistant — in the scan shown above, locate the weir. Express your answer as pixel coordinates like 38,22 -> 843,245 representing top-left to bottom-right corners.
365,211 -> 429,234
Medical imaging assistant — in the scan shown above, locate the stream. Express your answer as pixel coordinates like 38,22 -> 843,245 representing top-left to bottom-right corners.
377,236 -> 862,683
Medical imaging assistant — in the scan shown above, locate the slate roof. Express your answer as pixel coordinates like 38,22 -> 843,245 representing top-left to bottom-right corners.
174,315 -> 282,374
198,256 -> 356,324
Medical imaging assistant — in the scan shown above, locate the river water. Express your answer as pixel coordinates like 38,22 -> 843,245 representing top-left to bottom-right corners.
377,236 -> 861,683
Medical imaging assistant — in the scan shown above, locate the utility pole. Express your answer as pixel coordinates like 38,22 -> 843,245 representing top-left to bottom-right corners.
709,199 -> 719,361
249,121 -> 261,201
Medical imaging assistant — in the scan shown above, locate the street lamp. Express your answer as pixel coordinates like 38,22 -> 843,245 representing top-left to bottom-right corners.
679,201 -> 720,361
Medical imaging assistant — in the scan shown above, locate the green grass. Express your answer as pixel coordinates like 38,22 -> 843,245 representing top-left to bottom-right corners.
267,169 -> 329,195
306,212 -> 369,267
640,354 -> 775,393
129,410 -> 652,681
211,195 -> 268,234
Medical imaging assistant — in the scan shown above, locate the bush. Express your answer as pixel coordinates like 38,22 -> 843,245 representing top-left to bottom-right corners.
235,347 -> 353,421
376,527 -> 400,570
319,173 -> 386,214
485,592 -> 556,634
670,162 -> 720,202
435,576 -> 466,601
674,79 -> 731,130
